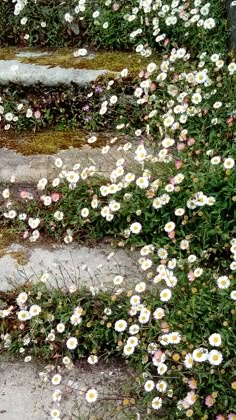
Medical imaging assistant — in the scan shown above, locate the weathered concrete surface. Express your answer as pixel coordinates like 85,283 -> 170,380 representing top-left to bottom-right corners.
0,243 -> 141,291
0,60 -> 107,86
0,144 -> 136,183
0,355 -> 133,419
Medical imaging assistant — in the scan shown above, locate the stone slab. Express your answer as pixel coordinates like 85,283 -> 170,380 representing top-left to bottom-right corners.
0,355 -> 132,419
0,243 -> 141,291
0,60 -> 107,86
0,144 -> 135,183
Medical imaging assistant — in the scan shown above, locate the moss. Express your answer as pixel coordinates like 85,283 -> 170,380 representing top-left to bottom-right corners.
0,47 -> 158,73
0,129 -> 118,155
0,228 -> 28,264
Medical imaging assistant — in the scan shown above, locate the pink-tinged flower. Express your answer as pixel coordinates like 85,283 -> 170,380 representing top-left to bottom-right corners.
150,82 -> 157,91
216,415 -> 225,420
187,378 -> 197,390
164,38 -> 170,46
177,143 -> 186,151
112,3 -> 120,11
169,177 -> 176,185
173,73 -> 179,82
23,231 -> 29,239
205,394 -> 215,407
228,414 -> 236,420
153,350 -> 164,364
139,70 -> 145,78
168,231 -> 175,239
51,192 -> 61,202
20,191 -> 30,199
226,116 -> 234,125
187,138 -> 196,146
175,160 -> 183,170
34,110 -> 41,119
188,271 -> 195,282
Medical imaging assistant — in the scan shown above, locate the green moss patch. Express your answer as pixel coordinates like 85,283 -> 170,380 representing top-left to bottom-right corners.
0,47 -> 158,74
0,130 -> 120,155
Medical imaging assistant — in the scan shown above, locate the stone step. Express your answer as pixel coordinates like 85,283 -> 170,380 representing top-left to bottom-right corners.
0,355 -> 133,420
0,59 -> 107,86
0,48 -> 152,86
0,136 -> 136,183
0,242 -> 141,292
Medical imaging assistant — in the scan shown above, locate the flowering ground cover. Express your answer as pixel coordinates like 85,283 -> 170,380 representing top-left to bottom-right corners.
0,0 -> 236,419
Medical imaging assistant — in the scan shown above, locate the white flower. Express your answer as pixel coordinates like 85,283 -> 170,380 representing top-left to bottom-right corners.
135,282 -> 146,293
144,380 -> 155,392
183,353 -> 194,368
208,333 -> 222,347
20,17 -> 27,25
50,408 -> 60,418
55,158 -> 63,168
93,10 -> 100,18
54,211 -> 64,221
193,268 -> 203,277
210,156 -> 221,165
127,336 -> 138,347
66,171 -> 80,184
192,348 -> 208,362
223,158 -> 235,169
18,310 -> 31,321
139,309 -> 151,324
123,344 -> 135,355
113,275 -> 123,285
230,290 -> 236,300
2,189 -> 10,199
70,314 -> 82,326
188,255 -> 197,263
163,115 -> 174,127
51,374 -> 62,385
160,289 -> 172,302
110,95 -> 117,104
81,208 -> 89,218
130,222 -> 142,234
175,208 -> 185,216
52,389 -> 61,402
129,324 -> 140,335
74,48 -> 87,57
191,92 -> 202,104
147,62 -> 157,73
120,68 -> 128,77
26,108 -> 33,118
217,275 -> 230,289
86,388 -> 98,403
169,332 -> 181,344
164,222 -> 175,233
87,355 -> 98,365
153,308 -> 165,320
29,305 -> 41,317
156,380 -> 167,393
130,295 -> 141,306
152,396 -> 162,410
114,319 -> 127,332
37,177 -> 48,190
208,350 -> 223,366
28,217 -> 40,229
66,337 -> 78,350
24,356 -> 32,363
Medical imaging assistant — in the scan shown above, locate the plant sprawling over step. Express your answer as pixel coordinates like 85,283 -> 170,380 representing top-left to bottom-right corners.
0,0 -> 236,419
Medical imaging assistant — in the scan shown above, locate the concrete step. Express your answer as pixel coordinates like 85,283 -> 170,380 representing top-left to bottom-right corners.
0,242 -> 141,292
0,136 -> 136,183
0,355 -> 134,420
0,48 -> 152,86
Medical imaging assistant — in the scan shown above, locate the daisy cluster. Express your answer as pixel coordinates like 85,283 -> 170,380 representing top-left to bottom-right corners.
2,0 -> 224,53
0,0 -> 236,419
